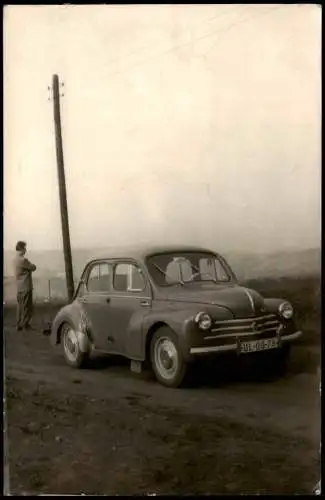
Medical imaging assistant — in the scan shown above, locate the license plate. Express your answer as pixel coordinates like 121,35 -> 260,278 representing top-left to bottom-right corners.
239,337 -> 279,354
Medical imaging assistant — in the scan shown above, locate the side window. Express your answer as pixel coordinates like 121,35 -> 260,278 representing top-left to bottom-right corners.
98,263 -> 111,291
129,264 -> 145,291
114,263 -> 145,292
87,263 -> 111,292
114,263 -> 128,292
87,265 -> 100,292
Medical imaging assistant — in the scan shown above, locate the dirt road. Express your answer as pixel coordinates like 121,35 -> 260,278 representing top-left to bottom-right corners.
4,305 -> 321,495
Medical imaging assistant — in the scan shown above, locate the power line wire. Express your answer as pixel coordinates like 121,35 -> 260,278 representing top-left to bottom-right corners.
103,5 -> 249,71
105,5 -> 264,78
201,4 -> 286,58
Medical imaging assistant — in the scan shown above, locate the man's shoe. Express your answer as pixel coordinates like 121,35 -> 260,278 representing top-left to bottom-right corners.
16,326 -> 22,331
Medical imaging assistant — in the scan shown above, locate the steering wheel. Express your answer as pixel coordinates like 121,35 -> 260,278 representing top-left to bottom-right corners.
186,272 -> 214,282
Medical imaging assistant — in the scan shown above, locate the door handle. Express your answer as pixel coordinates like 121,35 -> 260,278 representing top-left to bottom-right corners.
140,300 -> 150,307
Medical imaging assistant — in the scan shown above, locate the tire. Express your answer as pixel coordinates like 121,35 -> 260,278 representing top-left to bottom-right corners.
150,327 -> 187,388
61,322 -> 90,368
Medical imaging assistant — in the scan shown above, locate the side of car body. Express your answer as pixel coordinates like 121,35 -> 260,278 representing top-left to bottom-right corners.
50,246 -> 302,387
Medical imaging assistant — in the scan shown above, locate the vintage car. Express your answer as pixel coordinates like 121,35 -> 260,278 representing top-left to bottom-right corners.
49,245 -> 302,388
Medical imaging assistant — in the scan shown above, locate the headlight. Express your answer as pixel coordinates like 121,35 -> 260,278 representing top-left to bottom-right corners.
279,302 -> 293,319
194,312 -> 212,331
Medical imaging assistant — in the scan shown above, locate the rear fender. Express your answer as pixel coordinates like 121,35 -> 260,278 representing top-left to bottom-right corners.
50,302 -> 92,351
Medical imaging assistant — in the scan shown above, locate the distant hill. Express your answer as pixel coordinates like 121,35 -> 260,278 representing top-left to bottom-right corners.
3,248 -> 93,280
3,246 -> 321,281
223,248 -> 321,280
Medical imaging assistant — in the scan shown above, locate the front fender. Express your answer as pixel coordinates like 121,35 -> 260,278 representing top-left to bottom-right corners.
264,297 -> 288,314
264,297 -> 297,331
142,303 -> 232,361
141,308 -> 195,362
143,307 -> 196,336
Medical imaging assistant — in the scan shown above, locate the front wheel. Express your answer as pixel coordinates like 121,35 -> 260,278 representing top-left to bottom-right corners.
61,322 -> 90,368
150,327 -> 187,388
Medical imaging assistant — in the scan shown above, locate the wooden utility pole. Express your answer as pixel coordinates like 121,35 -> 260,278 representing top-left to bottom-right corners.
51,74 -> 75,302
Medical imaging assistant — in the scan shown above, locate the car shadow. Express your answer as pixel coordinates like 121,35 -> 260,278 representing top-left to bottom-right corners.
86,353 -> 129,371
187,357 -> 279,389
187,348 -> 318,389
85,353 -> 155,383
83,350 -> 314,388
84,353 -> 280,387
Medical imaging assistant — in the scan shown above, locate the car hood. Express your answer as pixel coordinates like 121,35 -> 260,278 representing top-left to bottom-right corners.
157,283 -> 265,318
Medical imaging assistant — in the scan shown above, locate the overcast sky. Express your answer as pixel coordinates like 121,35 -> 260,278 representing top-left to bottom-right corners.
4,4 -> 321,254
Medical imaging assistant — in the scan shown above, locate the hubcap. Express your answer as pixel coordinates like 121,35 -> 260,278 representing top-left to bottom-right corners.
154,337 -> 178,380
63,327 -> 79,362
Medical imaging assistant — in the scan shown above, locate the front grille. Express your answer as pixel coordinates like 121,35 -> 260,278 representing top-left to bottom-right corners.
204,314 -> 280,340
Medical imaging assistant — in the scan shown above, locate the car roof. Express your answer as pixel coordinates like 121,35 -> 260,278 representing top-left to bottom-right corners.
90,244 -> 218,263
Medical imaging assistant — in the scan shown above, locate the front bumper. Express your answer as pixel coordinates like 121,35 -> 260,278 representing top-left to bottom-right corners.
190,330 -> 302,355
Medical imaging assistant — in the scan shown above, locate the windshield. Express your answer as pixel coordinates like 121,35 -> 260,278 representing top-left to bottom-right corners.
146,252 -> 233,287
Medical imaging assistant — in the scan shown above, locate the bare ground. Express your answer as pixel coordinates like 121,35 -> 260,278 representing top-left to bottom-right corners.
3,277 -> 321,495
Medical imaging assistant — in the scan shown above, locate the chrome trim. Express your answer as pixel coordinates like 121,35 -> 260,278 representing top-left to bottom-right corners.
205,326 -> 279,340
80,295 -> 151,301
190,330 -> 302,354
243,289 -> 255,314
210,319 -> 278,334
259,320 -> 279,327
208,314 -> 280,339
281,330 -> 302,342
213,314 -> 275,325
190,344 -> 237,354
107,295 -> 152,300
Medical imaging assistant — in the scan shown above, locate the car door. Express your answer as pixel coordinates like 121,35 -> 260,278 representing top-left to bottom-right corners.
105,260 -> 152,358
78,261 -> 115,351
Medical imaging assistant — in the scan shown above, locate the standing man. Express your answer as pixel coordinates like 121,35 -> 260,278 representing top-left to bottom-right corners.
14,241 -> 37,331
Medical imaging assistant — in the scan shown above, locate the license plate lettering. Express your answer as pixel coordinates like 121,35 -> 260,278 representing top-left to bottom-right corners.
239,338 -> 278,354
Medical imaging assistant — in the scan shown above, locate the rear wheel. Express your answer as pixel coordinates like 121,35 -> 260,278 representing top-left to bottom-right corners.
150,327 -> 187,388
61,322 -> 90,368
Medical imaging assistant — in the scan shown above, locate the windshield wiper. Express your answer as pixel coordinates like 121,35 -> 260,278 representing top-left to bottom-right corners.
152,263 -> 184,286
186,264 -> 217,284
